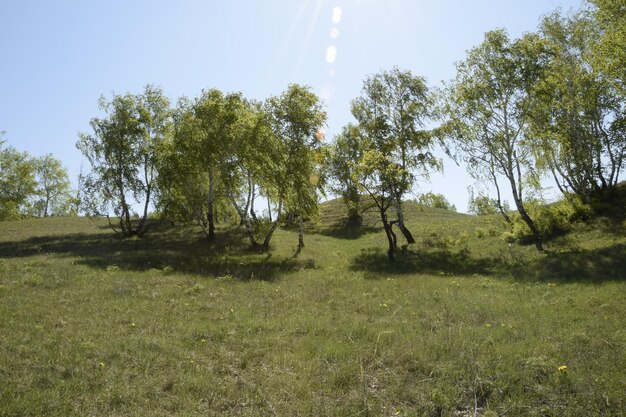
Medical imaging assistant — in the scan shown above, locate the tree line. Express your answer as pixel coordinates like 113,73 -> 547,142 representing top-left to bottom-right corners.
0,133 -> 75,220
329,1 -> 625,257
1,1 -> 623,261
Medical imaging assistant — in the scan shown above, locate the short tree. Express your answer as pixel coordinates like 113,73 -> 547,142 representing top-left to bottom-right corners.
325,123 -> 368,225
32,154 -> 74,217
354,149 -> 410,261
0,141 -> 36,220
351,67 -> 439,244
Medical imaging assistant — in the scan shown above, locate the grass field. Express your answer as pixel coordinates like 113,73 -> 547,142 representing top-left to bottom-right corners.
0,201 -> 624,416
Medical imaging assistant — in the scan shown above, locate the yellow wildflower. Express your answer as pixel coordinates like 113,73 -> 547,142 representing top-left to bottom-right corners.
558,365 -> 567,372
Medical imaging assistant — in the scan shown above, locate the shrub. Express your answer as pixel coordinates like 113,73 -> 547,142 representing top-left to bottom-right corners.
417,192 -> 456,211
510,197 -> 591,243
468,194 -> 507,216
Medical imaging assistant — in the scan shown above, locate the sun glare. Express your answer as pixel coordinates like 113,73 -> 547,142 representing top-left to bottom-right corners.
326,45 -> 337,63
332,6 -> 342,24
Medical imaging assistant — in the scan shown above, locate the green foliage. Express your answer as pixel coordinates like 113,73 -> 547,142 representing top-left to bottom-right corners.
266,84 -> 326,220
442,29 -> 546,249
529,10 -> 625,201
468,193 -> 506,216
325,124 -> 367,225
0,143 -> 37,220
31,154 -> 74,217
77,85 -> 172,237
510,197 -> 592,243
417,192 -> 456,211
344,67 -> 441,251
589,0 -> 626,93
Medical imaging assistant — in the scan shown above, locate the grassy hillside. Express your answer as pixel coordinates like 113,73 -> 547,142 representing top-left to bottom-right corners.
0,203 -> 624,416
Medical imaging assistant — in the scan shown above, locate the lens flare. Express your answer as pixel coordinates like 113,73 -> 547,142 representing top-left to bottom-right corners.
332,6 -> 342,24
326,45 -> 337,63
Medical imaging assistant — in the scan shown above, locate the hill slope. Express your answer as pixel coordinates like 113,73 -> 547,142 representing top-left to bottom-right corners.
0,206 -> 624,416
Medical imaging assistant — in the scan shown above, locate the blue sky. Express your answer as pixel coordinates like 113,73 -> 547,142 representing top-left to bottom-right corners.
0,0 -> 583,212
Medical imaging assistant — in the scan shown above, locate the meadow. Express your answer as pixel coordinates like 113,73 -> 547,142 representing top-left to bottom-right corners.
0,201 -> 624,416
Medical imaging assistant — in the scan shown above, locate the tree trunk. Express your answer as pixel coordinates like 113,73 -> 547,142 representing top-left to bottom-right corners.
509,176 -> 543,251
136,184 -> 151,237
516,201 -> 544,251
381,211 -> 395,262
207,170 -> 216,242
241,172 -> 252,226
261,197 -> 282,251
493,177 -> 512,224
44,191 -> 50,217
393,196 -> 415,244
298,214 -> 305,248
509,155 -> 543,251
250,183 -> 258,222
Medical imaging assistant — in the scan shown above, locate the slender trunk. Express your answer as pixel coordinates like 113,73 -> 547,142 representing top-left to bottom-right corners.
298,214 -> 305,248
120,195 -> 132,237
229,193 -> 247,227
137,184 -> 151,237
137,157 -> 153,237
517,201 -> 544,251
267,197 -> 272,222
492,175 -> 512,224
509,177 -> 543,251
240,172 -> 253,226
243,216 -> 260,247
207,169 -> 216,242
250,183 -> 258,222
381,210 -> 395,262
262,196 -> 282,250
229,193 -> 261,247
393,195 -> 415,244
44,194 -> 49,217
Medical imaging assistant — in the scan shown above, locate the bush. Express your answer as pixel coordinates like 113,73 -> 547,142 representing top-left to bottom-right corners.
417,192 -> 456,211
510,197 -> 591,243
468,194 -> 507,216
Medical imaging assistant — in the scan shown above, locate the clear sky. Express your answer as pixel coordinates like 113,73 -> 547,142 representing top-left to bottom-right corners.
0,0 -> 584,212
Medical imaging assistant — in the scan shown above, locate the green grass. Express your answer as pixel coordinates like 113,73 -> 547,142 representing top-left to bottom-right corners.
0,203 -> 624,416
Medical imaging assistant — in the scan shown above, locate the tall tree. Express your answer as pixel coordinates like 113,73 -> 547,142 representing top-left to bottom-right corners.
354,149 -> 409,261
351,67 -> 438,244
266,84 -> 326,248
77,85 -> 171,237
442,30 -> 546,251
223,99 -> 287,250
190,89 -> 239,241
158,91 -> 250,242
529,11 -> 625,202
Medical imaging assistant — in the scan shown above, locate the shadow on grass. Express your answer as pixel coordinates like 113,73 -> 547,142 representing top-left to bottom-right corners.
0,226 -> 316,282
349,244 -> 626,283
349,247 -> 496,278
319,221 -> 381,240
527,244 -> 626,283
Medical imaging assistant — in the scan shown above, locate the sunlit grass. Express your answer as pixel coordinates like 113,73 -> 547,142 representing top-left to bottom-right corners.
0,205 -> 624,416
